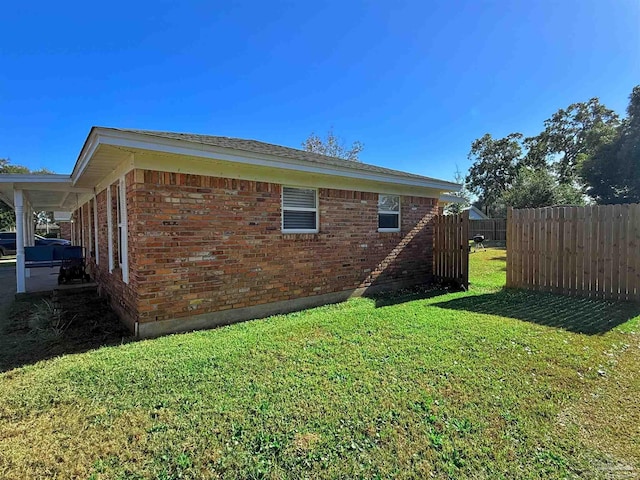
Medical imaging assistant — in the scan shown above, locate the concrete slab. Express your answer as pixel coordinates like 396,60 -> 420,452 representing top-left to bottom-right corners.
0,260 -> 61,295
26,267 -> 61,293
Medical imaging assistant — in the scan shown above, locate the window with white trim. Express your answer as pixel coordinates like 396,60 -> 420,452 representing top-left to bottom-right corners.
87,202 -> 93,255
106,187 -> 114,272
93,196 -> 99,265
117,176 -> 129,283
282,186 -> 318,233
378,194 -> 400,232
116,182 -> 123,266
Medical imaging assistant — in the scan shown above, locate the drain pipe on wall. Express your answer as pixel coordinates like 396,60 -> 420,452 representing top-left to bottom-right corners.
134,321 -> 139,338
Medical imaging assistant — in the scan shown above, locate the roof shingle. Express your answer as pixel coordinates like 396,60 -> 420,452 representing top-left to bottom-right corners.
108,128 -> 457,188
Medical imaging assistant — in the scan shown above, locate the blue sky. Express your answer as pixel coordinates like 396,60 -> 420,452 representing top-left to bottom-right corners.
1,1 -> 638,182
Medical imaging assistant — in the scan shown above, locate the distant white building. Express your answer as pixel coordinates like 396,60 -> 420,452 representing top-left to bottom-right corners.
463,206 -> 489,220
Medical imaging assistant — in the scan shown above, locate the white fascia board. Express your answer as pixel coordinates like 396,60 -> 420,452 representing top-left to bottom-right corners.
71,129 -> 101,184
14,183 -> 93,193
0,174 -> 71,183
54,211 -> 72,221
439,193 -> 467,204
86,128 -> 461,192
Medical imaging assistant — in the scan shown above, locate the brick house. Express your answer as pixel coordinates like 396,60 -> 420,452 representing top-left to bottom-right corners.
0,128 -> 460,337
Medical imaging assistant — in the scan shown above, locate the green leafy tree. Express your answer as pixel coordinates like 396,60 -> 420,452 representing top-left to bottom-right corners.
581,85 -> 640,204
524,98 -> 619,183
465,133 -> 523,215
0,159 -> 56,230
302,128 -> 364,161
0,159 -> 29,230
502,167 -> 585,209
0,158 -> 30,174
444,167 -> 471,214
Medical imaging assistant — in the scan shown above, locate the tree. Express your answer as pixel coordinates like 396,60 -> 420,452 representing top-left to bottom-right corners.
302,128 -> 364,161
0,159 -> 55,230
502,167 -> 585,209
0,159 -> 29,230
524,98 -> 620,184
581,85 -> 640,204
465,133 -> 523,215
444,167 -> 471,214
0,158 -> 29,174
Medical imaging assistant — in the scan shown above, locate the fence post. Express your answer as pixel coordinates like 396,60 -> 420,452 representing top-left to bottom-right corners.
506,208 -> 512,287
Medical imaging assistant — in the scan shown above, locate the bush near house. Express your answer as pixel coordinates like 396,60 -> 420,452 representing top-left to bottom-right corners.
0,249 -> 638,479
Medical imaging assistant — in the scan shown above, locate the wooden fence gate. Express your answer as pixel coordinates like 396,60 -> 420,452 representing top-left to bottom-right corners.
507,204 -> 640,301
434,211 -> 469,289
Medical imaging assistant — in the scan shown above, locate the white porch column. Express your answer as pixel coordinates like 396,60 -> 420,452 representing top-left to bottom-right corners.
14,189 -> 25,293
29,206 -> 35,246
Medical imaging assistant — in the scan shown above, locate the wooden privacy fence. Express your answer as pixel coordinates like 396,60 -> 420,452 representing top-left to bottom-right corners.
507,204 -> 640,302
470,218 -> 507,242
434,211 -> 469,289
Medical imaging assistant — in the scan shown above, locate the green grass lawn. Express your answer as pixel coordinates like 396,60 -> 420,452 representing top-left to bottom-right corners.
1,248 -> 638,479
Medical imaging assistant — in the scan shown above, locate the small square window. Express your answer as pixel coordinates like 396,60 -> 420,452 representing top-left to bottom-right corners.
378,194 -> 400,232
282,187 -> 318,233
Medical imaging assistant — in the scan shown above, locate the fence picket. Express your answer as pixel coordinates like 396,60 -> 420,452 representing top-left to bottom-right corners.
576,206 -> 584,295
610,205 -> 621,300
462,210 -> 469,286
506,208 -> 513,287
620,204 -> 629,301
543,208 -> 552,292
633,204 -> 640,301
568,207 -> 577,294
549,207 -> 557,292
583,206 -> 593,298
604,206 -> 614,299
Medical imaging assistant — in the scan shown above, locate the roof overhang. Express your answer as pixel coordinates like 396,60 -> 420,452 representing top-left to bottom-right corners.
439,193 -> 467,204
73,127 -> 462,192
0,174 -> 92,210
1,128 -> 461,211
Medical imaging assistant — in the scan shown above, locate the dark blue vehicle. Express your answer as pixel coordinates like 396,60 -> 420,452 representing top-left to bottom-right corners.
0,232 -> 71,257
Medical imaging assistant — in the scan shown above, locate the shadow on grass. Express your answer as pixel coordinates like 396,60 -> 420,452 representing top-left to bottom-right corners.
372,286 -> 459,308
431,289 -> 640,334
0,292 -> 134,372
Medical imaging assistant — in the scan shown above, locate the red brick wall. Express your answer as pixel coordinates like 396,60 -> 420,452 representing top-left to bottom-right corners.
76,172 -> 139,329
59,222 -> 71,240
129,170 -> 438,325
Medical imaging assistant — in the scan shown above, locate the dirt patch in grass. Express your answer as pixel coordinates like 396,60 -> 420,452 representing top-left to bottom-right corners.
0,290 -> 132,372
0,404 -> 152,480
292,432 -> 322,452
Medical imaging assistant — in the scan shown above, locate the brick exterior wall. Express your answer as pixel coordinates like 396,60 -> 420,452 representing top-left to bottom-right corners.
58,222 -> 71,240
74,168 -> 438,332
79,172 -> 139,330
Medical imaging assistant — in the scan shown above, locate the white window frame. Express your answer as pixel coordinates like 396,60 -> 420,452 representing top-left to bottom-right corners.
117,176 -> 129,283
93,195 -> 99,265
86,202 -> 92,254
281,186 -> 319,234
378,194 -> 401,232
78,207 -> 83,247
107,186 -> 114,273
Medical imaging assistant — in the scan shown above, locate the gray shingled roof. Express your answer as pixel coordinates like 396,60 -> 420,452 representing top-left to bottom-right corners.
107,127 -> 457,188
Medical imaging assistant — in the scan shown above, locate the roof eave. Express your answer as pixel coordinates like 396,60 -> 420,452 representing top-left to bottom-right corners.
0,174 -> 72,183
76,128 -> 461,192
439,193 -> 467,204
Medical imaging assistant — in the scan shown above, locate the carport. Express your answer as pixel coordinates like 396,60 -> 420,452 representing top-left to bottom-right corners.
0,174 -> 92,293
